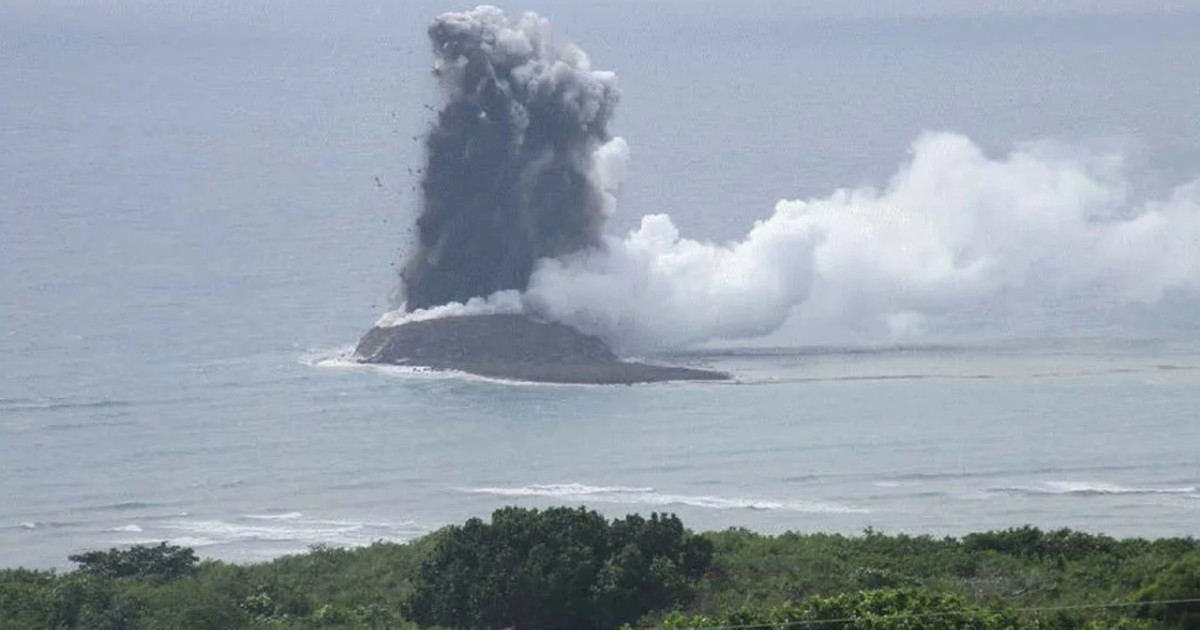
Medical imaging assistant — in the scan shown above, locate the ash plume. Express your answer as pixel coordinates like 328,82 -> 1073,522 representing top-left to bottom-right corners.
401,6 -> 620,311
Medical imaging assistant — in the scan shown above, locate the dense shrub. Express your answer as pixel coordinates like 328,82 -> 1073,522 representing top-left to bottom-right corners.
656,588 -> 1164,630
963,527 -> 1119,562
658,589 -> 1027,630
68,542 -> 199,582
403,506 -> 713,630
1135,550 -> 1200,629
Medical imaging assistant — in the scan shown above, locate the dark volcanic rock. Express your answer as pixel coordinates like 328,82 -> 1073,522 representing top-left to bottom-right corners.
355,314 -> 728,384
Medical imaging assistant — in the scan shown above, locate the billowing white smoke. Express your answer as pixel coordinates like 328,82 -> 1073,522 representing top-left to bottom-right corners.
518,132 -> 1200,352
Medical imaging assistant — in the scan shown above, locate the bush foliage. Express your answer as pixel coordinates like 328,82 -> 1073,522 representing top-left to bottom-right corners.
68,542 -> 199,583
1135,550 -> 1200,629
404,507 -> 712,630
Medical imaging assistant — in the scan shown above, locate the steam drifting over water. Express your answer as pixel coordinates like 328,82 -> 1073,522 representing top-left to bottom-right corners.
529,134 -> 1200,351
390,6 -> 1200,353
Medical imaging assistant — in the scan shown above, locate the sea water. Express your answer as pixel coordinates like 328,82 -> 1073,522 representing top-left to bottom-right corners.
3,2 -> 1200,568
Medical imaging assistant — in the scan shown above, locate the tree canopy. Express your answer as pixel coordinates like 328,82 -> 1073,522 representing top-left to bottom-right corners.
68,542 -> 199,583
403,506 -> 713,630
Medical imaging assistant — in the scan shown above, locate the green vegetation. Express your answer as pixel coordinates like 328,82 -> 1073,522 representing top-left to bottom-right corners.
67,542 -> 200,583
406,507 -> 711,630
1135,550 -> 1200,629
2,508 -> 1198,630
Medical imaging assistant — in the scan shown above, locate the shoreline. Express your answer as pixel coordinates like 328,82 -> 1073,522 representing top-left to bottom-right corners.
355,314 -> 730,384
7,519 -> 1198,572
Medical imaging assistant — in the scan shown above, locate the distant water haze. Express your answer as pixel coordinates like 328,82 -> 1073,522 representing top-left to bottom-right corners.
2,1 -> 1199,568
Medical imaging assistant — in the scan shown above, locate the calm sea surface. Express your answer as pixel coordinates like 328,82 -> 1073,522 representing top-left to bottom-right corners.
3,2 -> 1199,568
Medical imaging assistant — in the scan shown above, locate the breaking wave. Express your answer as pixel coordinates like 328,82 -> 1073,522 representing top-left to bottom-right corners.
114,513 -> 430,551
990,481 -> 1200,497
0,396 -> 131,413
5,520 -> 78,532
460,483 -> 867,514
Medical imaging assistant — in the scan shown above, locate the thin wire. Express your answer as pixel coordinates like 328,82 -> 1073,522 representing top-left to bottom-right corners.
677,597 -> 1200,630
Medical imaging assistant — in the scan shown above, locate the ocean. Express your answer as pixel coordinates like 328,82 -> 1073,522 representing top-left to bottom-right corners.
3,1 -> 1199,569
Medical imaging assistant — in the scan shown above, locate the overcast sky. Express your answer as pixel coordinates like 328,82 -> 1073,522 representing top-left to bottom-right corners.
6,0 -> 1200,18
4,0 -> 1198,44
743,0 -> 1199,16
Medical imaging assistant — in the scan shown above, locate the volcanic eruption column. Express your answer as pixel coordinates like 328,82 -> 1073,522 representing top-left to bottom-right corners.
392,7 -> 1200,353
401,6 -> 622,312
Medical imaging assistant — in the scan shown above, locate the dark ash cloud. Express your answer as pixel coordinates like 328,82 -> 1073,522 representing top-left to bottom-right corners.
401,6 -> 619,311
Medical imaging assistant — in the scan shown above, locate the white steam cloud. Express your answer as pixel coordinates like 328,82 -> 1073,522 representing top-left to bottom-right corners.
523,132 -> 1200,351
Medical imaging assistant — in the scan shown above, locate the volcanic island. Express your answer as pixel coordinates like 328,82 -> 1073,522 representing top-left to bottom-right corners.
354,315 -> 729,385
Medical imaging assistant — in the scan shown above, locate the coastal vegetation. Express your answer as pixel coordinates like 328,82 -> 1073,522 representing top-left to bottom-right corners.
2,507 -> 1199,630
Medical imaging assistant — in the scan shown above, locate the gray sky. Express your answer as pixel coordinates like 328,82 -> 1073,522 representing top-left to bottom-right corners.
748,0 -> 1200,17
6,0 -> 1200,18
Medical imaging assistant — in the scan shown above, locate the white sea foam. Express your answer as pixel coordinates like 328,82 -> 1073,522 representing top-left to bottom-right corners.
308,352 -> 607,388
467,483 -> 656,497
9,520 -> 78,531
992,481 -> 1199,496
244,512 -> 304,521
110,523 -> 143,533
299,348 -> 361,369
1043,481 -> 1199,495
154,515 -> 428,549
460,483 -> 866,514
165,536 -> 223,548
305,353 -> 472,381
